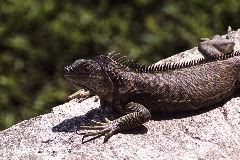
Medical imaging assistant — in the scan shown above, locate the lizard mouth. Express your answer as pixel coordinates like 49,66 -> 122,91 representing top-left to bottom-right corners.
64,75 -> 93,91
64,74 -> 88,77
70,81 -> 95,94
64,74 -> 89,84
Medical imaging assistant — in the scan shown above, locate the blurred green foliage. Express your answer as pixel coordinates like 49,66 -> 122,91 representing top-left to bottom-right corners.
0,0 -> 240,129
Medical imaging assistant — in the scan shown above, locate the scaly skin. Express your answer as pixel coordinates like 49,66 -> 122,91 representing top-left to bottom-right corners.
64,29 -> 239,143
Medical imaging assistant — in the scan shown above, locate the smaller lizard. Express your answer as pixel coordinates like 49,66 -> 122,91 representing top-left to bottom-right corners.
64,29 -> 238,143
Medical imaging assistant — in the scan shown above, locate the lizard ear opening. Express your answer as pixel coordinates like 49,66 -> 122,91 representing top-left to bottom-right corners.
118,80 -> 133,94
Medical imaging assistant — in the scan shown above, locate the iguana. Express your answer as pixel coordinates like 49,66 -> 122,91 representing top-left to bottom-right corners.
64,28 -> 240,143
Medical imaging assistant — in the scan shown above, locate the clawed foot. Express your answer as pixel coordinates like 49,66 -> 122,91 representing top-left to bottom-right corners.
68,89 -> 91,100
76,118 -> 118,143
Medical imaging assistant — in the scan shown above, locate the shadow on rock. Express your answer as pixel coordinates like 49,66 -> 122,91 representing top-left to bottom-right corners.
52,108 -> 105,133
152,94 -> 238,121
52,107 -> 148,135
52,92 -> 239,138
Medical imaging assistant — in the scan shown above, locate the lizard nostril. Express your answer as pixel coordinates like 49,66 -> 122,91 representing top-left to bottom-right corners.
64,66 -> 70,73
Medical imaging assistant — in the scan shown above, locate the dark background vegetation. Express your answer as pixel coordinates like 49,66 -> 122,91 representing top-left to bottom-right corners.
0,0 -> 240,130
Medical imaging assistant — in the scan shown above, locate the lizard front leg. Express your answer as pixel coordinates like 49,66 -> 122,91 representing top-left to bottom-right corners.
68,88 -> 91,100
77,102 -> 151,143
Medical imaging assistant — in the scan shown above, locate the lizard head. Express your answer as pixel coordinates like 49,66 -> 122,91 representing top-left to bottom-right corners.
64,58 -> 113,97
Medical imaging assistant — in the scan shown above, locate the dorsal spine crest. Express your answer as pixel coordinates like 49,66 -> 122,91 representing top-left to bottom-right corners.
106,50 -> 240,73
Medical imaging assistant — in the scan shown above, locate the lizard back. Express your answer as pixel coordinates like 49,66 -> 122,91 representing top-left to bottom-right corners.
113,55 -> 240,112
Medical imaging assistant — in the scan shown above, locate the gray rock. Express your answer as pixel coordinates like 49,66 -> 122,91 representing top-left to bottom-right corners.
1,29 -> 240,160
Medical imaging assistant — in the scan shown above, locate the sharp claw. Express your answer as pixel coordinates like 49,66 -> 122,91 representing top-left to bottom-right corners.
76,131 -> 86,135
103,136 -> 109,143
81,128 -> 111,143
103,130 -> 116,143
83,128 -> 111,137
76,119 -> 118,143
82,134 -> 102,144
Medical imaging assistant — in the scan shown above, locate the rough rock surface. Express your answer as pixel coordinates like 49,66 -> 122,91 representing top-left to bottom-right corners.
1,29 -> 240,160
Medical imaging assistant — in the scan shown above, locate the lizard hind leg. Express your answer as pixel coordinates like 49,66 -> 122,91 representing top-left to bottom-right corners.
198,34 -> 235,60
77,102 -> 151,143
